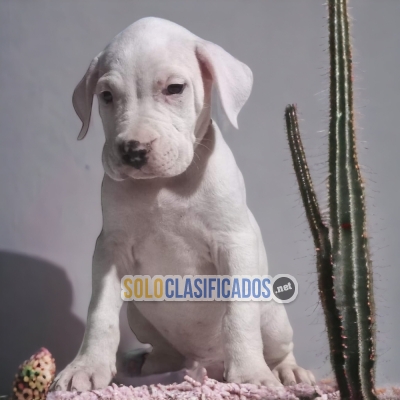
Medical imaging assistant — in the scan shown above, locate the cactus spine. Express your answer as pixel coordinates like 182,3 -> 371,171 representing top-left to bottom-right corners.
284,1 -> 376,399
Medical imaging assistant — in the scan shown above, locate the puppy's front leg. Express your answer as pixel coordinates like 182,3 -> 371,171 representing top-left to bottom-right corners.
51,232 -> 128,391
213,231 -> 282,387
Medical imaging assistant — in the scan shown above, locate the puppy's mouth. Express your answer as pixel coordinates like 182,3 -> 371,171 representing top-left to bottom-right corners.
126,158 -> 181,179
103,137 -> 194,181
106,155 -> 183,181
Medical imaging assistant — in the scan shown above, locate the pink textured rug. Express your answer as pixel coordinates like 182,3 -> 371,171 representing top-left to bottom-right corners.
46,373 -> 400,400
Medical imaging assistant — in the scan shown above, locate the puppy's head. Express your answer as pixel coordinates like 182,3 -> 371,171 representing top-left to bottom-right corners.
73,17 -> 253,180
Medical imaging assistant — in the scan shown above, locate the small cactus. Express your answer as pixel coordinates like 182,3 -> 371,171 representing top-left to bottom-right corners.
12,348 -> 56,400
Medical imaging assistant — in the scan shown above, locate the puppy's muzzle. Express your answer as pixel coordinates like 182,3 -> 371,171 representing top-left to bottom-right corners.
119,140 -> 151,169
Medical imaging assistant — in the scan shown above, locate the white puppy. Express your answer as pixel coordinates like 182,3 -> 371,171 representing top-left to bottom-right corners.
51,17 -> 315,391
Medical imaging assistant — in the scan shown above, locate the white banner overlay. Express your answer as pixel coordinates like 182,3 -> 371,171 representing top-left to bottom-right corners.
121,274 -> 298,303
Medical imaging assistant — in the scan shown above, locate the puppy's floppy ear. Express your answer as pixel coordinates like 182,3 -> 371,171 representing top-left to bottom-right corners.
72,54 -> 101,140
196,40 -> 253,129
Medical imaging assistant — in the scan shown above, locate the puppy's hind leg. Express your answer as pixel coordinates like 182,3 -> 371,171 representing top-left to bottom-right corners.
260,301 -> 316,385
126,303 -> 189,376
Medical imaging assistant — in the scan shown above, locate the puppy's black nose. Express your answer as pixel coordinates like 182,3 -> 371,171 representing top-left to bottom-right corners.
119,140 -> 148,169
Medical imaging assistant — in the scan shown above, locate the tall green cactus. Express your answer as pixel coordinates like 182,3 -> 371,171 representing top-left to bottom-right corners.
284,1 -> 376,399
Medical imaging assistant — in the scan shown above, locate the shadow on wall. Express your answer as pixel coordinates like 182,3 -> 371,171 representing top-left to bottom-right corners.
0,251 -> 85,394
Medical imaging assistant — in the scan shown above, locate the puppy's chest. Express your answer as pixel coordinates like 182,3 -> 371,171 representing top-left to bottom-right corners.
129,192 -> 214,275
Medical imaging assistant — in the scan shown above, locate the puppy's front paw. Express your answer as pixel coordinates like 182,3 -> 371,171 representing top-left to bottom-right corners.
50,355 -> 116,391
272,362 -> 315,386
225,362 -> 282,387
183,362 -> 207,383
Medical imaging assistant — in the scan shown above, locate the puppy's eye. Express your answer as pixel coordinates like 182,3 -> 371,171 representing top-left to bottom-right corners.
167,84 -> 185,95
101,91 -> 113,104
